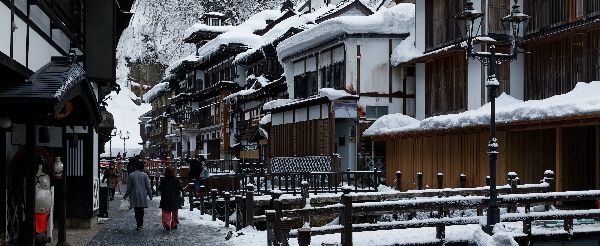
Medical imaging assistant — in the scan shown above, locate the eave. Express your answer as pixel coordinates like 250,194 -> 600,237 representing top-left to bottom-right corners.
370,112 -> 600,141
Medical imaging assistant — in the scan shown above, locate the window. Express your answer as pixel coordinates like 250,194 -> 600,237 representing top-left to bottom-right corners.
366,106 -> 388,120
424,52 -> 467,117
320,62 -> 345,89
570,0 -> 585,21
211,18 -> 220,26
294,71 -> 316,99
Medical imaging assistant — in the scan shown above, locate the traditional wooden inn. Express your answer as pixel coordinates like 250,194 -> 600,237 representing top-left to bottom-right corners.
1,0 -> 128,244
366,0 -> 600,206
269,1 -> 415,176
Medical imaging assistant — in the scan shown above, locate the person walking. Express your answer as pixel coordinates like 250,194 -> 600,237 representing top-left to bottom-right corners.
158,166 -> 184,230
102,162 -> 119,200
123,161 -> 153,230
185,154 -> 202,195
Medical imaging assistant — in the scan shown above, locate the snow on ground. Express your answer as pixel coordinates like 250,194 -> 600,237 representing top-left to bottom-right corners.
102,86 -> 152,157
162,190 -> 600,246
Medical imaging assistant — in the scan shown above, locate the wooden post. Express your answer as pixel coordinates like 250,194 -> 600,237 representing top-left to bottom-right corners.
272,192 -> 283,246
266,210 -> 275,246
301,180 -> 310,225
341,187 -> 353,246
396,171 -> 402,191
280,217 -> 292,246
346,168 -> 351,186
199,185 -> 206,215
246,184 -> 254,227
235,195 -> 243,231
556,127 -> 563,206
211,189 -> 217,221
544,170 -> 555,211
189,180 -> 194,211
224,192 -> 231,227
523,218 -> 532,245
297,228 -> 311,246
373,168 -> 379,191
417,172 -> 423,190
564,218 -> 573,241
437,173 -> 443,189
460,174 -> 466,188
510,176 -> 518,213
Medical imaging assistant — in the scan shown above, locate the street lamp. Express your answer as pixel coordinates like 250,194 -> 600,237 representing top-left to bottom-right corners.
455,0 -> 529,232
119,130 -> 130,157
109,127 -> 117,159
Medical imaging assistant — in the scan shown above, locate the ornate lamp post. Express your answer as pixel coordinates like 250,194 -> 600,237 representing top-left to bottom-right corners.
455,0 -> 529,232
119,130 -> 130,156
109,127 -> 117,159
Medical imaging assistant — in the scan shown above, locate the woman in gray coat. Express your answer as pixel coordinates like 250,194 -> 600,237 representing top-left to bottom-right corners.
123,161 -> 152,230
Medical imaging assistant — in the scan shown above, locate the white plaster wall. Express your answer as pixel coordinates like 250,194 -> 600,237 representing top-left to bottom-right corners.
14,0 -> 27,13
235,65 -> 246,86
284,111 -> 293,124
272,113 -> 283,126
415,63 -> 425,120
283,62 -> 295,99
332,46 -> 344,63
29,28 -> 61,71
51,28 -> 70,53
0,5 -> 10,55
30,6 -> 50,37
358,96 -> 402,116
319,50 -> 332,68
293,60 -> 304,76
346,40 -> 358,92
415,1 -> 425,53
356,38 -> 390,94
306,56 -> 317,72
510,51 -> 525,101
93,130 -> 99,177
295,107 -> 307,122
13,16 -> 27,66
468,44 -> 484,110
390,38 -> 405,94
309,105 -> 321,120
322,104 -> 329,118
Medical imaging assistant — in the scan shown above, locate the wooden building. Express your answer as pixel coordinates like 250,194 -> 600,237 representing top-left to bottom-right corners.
272,1 -> 414,174
370,0 -> 600,203
1,0 -> 126,244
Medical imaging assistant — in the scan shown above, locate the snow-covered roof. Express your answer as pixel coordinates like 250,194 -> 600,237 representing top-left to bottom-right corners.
142,82 -> 170,103
391,36 -> 497,66
277,3 -> 414,61
233,7 -> 338,64
223,75 -> 272,104
183,24 -> 236,41
365,81 -> 600,138
263,88 -> 358,111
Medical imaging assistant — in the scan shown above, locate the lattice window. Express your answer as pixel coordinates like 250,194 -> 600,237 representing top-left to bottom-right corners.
425,52 -> 467,117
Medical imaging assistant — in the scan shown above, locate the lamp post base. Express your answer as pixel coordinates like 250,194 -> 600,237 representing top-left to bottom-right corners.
484,207 -> 501,235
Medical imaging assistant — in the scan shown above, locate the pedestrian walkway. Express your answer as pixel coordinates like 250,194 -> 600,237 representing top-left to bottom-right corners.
86,193 -> 228,246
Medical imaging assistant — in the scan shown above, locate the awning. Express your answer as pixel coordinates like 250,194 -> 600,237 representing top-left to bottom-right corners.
0,59 -> 101,129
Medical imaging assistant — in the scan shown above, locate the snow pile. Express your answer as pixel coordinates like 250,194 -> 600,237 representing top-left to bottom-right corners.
263,98 -> 297,111
277,3 -> 415,60
183,24 -> 236,40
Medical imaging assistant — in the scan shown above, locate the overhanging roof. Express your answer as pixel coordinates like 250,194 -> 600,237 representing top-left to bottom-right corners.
0,60 -> 101,128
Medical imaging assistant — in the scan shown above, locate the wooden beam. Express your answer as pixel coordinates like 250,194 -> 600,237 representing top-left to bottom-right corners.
556,127 -> 563,205
597,125 -> 600,191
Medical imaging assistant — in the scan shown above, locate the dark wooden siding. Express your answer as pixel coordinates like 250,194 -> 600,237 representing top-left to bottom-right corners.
270,118 -> 333,157
524,31 -> 600,100
425,52 -> 467,117
488,0 -> 511,35
384,126 -> 599,193
425,0 -> 463,52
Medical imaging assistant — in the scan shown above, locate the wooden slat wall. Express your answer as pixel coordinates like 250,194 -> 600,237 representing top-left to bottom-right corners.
386,132 -> 493,191
240,150 -> 260,159
504,129 -> 556,186
386,126 -> 600,192
269,118 -> 333,158
488,0 -> 511,34
425,52 -> 467,117
525,32 -> 594,100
